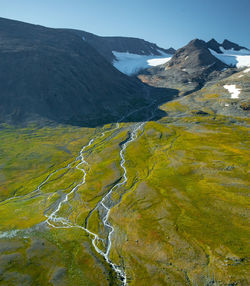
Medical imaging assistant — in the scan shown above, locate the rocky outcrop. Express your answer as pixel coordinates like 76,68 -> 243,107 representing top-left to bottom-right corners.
138,39 -> 230,94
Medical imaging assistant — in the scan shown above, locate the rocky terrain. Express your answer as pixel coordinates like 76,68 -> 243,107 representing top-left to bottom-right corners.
207,38 -> 250,53
138,39 -> 236,94
138,38 -> 250,96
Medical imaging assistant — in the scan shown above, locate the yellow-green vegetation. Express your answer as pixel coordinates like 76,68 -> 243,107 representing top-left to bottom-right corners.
0,123 -> 96,232
0,122 -> 124,285
0,227 -> 112,285
0,89 -> 249,285
0,124 -> 94,201
109,112 -> 250,285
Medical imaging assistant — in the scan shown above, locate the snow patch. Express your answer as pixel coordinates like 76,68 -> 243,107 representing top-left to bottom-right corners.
221,48 -> 250,55
224,84 -> 241,99
243,67 -> 250,73
210,49 -> 250,68
147,57 -> 171,66
112,51 -> 172,75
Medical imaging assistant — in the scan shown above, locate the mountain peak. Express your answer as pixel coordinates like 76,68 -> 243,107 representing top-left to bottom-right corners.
222,39 -> 236,46
188,38 -> 207,48
167,38 -> 227,70
138,37 -> 229,95
222,39 -> 249,51
208,38 -> 219,44
207,38 -> 222,53
206,38 -> 249,54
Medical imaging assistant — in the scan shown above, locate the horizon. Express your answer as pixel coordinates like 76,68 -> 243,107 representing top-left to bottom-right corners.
0,0 -> 249,49
0,15 -> 248,51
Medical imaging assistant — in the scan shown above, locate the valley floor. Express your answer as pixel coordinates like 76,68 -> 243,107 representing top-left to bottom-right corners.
0,94 -> 249,285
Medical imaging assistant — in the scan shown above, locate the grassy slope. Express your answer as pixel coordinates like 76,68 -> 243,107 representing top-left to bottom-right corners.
108,72 -> 250,285
0,122 -> 132,285
110,116 -> 249,285
0,124 -> 117,285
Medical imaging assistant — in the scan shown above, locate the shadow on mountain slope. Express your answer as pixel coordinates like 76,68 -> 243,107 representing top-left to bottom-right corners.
64,86 -> 179,127
0,17 -> 178,128
2,84 -> 179,128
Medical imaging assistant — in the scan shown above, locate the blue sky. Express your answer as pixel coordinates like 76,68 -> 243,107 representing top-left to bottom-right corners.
0,0 -> 249,49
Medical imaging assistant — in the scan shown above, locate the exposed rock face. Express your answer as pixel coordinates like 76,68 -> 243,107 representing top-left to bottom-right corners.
207,38 -> 223,53
0,17 -> 163,126
207,38 -> 249,53
165,39 -> 226,71
138,39 -> 230,94
221,39 -> 249,51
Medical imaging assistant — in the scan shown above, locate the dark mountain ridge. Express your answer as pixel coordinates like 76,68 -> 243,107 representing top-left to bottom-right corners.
67,29 -> 176,62
207,38 -> 249,53
0,17 -> 173,126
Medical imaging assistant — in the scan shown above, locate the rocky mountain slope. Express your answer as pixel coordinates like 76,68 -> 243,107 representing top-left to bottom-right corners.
138,39 -> 234,94
0,17 -> 173,126
163,66 -> 250,118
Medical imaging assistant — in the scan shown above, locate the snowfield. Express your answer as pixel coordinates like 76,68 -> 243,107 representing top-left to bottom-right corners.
209,48 -> 250,68
112,51 -> 172,75
224,84 -> 241,99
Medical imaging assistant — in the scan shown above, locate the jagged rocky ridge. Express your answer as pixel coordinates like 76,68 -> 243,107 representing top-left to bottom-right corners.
138,39 -> 235,94
207,38 -> 250,53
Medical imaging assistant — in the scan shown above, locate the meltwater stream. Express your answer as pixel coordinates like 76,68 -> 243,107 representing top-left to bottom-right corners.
45,120 -> 145,285
0,100 -> 157,285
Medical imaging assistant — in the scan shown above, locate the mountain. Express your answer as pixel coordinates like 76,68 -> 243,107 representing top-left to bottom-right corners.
206,39 -> 250,68
67,29 -> 175,62
0,17 -> 249,286
67,29 -> 175,76
138,39 -> 231,94
0,17 -> 171,126
1,55 -> 249,286
207,38 -> 250,53
221,39 -> 249,51
207,38 -> 223,53
164,39 -> 226,71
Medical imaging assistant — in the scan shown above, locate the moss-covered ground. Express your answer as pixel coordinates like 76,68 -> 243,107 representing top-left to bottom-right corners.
110,115 -> 249,285
0,82 -> 249,285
